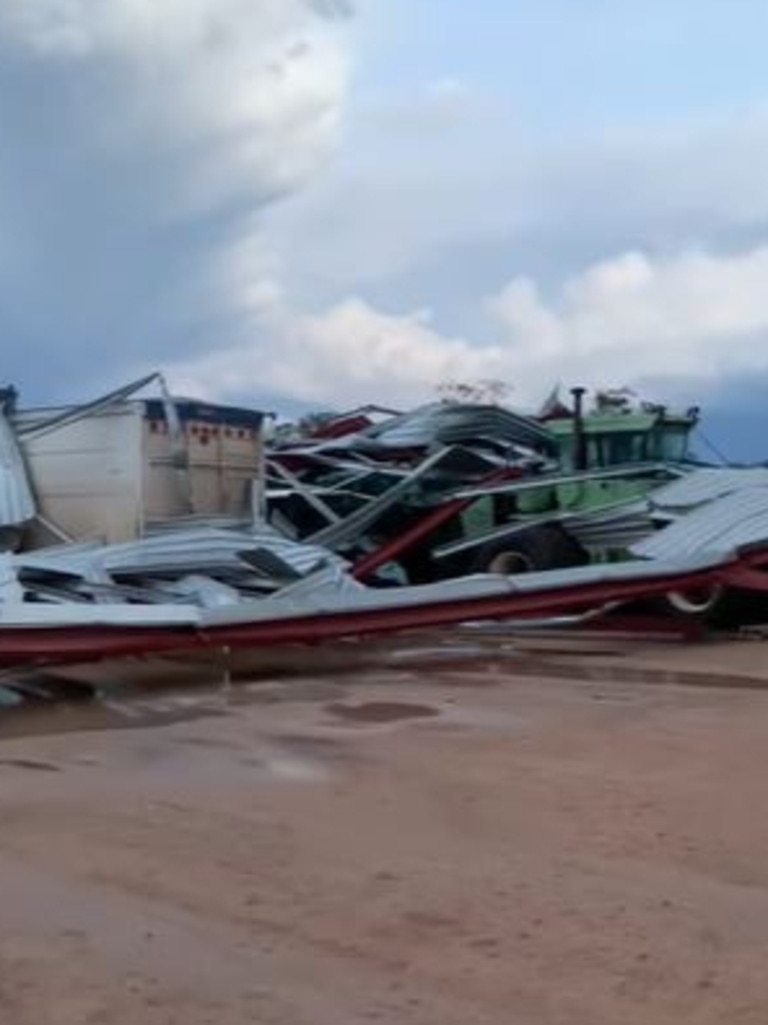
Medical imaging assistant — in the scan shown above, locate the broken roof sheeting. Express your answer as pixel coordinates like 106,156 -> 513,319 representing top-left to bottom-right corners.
318,402 -> 556,455
99,528 -> 344,579
633,487 -> 768,560
14,527 -> 347,584
200,551 -> 730,627
648,467 -> 768,511
0,548 -> 730,634
0,409 -> 35,528
0,544 -> 738,668
566,502 -> 656,549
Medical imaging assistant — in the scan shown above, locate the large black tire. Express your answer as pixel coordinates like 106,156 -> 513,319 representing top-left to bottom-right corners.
470,523 -> 589,576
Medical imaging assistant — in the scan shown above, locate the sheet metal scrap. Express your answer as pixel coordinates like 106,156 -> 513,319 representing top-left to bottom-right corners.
5,410 -> 768,672
327,401 -> 558,456
648,467 -> 768,512
265,402 -> 557,578
10,526 -> 349,607
634,486 -> 768,561
0,404 -> 35,533
1,486 -> 768,668
266,397 -> 705,586
0,547 -> 747,668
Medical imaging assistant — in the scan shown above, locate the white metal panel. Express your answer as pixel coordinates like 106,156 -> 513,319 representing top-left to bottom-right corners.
0,409 -> 35,527
18,404 -> 145,544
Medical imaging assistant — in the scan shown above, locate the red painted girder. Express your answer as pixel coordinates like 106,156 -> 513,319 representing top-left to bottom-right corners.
0,560 -> 731,667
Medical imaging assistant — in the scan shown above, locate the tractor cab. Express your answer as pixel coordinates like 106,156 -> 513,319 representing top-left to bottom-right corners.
519,389 -> 700,515
548,408 -> 697,472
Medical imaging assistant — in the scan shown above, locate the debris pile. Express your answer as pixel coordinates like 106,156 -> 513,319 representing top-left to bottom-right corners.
266,401 -> 557,581
0,379 -> 767,674
265,399 -> 682,583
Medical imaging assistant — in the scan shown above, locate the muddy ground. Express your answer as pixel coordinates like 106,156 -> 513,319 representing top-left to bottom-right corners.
2,632 -> 768,1023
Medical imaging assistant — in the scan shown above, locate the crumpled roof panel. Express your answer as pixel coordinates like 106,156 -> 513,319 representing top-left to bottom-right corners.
633,487 -> 768,560
649,467 -> 768,511
13,526 -> 347,585
0,409 -> 35,529
356,402 -> 556,453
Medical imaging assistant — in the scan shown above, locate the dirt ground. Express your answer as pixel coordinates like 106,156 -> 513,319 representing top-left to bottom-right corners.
3,634 -> 768,1024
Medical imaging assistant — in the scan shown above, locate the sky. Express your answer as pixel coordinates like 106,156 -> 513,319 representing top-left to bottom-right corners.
2,0 -> 768,457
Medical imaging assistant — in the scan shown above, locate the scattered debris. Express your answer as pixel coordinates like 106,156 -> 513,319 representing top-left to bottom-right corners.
0,379 -> 768,685
264,393 -> 695,584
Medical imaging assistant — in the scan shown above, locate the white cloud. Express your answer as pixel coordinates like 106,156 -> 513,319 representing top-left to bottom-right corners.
170,292 -> 505,407
490,247 -> 768,394
167,244 -> 768,410
426,77 -> 467,101
261,101 -> 768,306
0,0 -> 358,395
423,76 -> 472,118
0,0 -> 355,212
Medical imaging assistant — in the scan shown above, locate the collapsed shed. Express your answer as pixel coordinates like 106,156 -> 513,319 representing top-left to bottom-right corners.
8,377 -> 269,546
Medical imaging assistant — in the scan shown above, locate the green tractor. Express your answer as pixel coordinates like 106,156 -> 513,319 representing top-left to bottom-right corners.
431,388 -> 701,580
519,388 -> 697,513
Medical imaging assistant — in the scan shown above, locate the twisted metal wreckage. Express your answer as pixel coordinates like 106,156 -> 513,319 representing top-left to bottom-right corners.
1,377 -> 768,673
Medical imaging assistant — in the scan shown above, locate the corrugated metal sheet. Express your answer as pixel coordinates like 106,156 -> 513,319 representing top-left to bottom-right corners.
455,463 -> 680,500
649,467 -> 768,510
0,603 -> 200,628
0,409 -> 35,528
567,501 -> 656,548
633,487 -> 768,560
13,526 -> 347,585
201,551 -> 730,627
306,402 -> 556,455
0,546 -> 730,633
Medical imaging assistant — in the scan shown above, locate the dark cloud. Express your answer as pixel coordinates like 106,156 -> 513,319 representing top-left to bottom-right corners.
0,0 -> 354,401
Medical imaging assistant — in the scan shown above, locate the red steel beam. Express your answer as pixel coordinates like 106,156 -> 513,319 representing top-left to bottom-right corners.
717,564 -> 768,592
352,467 -> 520,582
0,559 -> 736,668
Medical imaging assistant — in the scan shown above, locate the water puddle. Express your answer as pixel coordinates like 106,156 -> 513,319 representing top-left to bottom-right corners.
0,757 -> 61,772
325,700 -> 440,725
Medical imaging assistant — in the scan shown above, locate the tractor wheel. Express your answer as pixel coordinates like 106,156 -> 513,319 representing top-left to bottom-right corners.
471,523 -> 589,576
665,583 -> 724,616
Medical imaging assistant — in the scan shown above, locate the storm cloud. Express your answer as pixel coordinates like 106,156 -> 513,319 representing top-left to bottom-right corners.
0,0 -> 356,399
